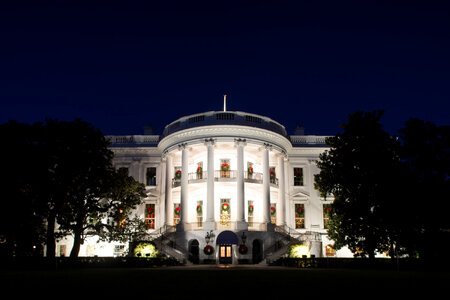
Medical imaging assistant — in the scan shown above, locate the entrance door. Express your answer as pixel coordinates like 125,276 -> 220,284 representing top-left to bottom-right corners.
219,245 -> 232,264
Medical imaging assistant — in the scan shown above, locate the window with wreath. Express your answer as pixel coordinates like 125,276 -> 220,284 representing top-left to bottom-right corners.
145,204 -> 155,229
196,162 -> 203,179
220,159 -> 230,178
323,204 -> 331,229
294,167 -> 304,186
270,203 -> 277,224
146,167 -> 157,186
196,200 -> 203,227
173,203 -> 180,225
295,203 -> 305,229
269,167 -> 277,185
220,199 -> 231,226
248,200 -> 254,227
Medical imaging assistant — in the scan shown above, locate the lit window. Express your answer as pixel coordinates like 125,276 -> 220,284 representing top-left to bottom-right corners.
146,167 -> 156,186
294,168 -> 303,186
295,203 -> 305,229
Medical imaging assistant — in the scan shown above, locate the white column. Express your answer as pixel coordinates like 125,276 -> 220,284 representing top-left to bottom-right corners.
262,143 -> 273,230
204,139 -> 215,231
277,153 -> 286,226
235,139 -> 247,230
164,153 -> 173,227
178,144 -> 188,231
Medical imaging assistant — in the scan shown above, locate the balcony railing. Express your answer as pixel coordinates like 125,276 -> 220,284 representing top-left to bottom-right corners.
171,170 -> 278,187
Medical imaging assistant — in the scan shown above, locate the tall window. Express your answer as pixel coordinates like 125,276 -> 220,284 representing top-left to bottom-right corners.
196,200 -> 203,228
247,162 -> 254,179
270,167 -> 276,184
248,200 -> 254,227
173,203 -> 180,225
323,204 -> 331,229
220,198 -> 231,226
196,162 -> 203,179
220,159 -> 230,178
294,167 -> 304,186
326,244 -> 336,257
146,167 -> 156,186
295,203 -> 305,229
270,203 -> 277,224
145,204 -> 155,229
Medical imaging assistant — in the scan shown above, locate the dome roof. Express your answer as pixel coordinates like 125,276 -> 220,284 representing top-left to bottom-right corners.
161,111 -> 287,139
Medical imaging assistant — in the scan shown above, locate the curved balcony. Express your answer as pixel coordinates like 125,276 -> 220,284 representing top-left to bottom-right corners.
171,171 -> 279,187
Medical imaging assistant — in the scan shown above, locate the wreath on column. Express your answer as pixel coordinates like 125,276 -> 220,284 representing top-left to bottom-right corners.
204,245 -> 214,255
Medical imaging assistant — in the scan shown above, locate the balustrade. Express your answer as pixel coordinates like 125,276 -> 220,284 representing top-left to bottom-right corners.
171,170 -> 279,187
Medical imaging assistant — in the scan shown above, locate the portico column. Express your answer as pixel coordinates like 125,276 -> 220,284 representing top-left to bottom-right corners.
235,139 -> 248,230
204,139 -> 215,231
277,153 -> 286,226
262,143 -> 273,230
164,153 -> 173,227
178,143 -> 188,231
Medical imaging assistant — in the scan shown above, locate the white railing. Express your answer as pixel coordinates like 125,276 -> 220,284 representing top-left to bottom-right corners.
290,135 -> 329,145
107,135 -> 160,145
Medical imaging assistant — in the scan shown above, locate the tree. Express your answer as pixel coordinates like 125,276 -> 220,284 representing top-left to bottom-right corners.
0,121 -> 46,257
48,119 -> 115,258
314,111 -> 400,258
397,118 -> 450,260
96,168 -> 147,245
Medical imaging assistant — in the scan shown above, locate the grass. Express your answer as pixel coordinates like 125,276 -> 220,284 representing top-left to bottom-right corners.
1,265 -> 448,299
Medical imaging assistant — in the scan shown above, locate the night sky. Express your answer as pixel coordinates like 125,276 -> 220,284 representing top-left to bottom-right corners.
1,1 -> 449,136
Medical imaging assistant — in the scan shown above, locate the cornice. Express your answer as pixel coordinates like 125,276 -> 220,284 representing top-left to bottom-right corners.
158,125 -> 292,153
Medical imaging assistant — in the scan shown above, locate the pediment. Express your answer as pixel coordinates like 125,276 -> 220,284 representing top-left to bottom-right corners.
292,190 -> 310,200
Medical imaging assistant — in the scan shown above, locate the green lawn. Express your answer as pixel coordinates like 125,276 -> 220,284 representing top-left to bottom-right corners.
1,266 -> 448,298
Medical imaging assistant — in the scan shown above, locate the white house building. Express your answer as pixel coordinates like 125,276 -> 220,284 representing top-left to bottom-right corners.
55,109 -> 355,262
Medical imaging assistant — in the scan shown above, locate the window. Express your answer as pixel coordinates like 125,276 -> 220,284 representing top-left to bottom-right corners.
248,200 -> 254,227
220,159 -> 230,178
295,203 -> 305,229
114,245 -> 125,257
270,203 -> 277,224
196,200 -> 203,228
220,198 -> 231,226
174,166 -> 181,180
145,204 -> 155,229
294,167 -> 304,186
326,244 -> 336,257
247,162 -> 254,179
173,203 -> 180,225
270,167 -> 277,185
196,162 -> 203,179
323,204 -> 331,229
59,245 -> 66,257
146,167 -> 156,186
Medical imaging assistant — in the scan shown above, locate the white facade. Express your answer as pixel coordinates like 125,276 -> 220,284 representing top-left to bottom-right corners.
56,110 -> 356,261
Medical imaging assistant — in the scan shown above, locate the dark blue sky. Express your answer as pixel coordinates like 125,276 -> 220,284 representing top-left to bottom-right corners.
1,1 -> 449,136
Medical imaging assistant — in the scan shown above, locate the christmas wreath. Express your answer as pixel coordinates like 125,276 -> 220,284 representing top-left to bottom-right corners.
248,166 -> 254,176
221,203 -> 230,212
146,207 -> 154,217
174,207 -> 181,216
196,205 -> 202,214
147,169 -> 155,178
196,166 -> 202,175
221,163 -> 230,171
204,245 -> 214,255
238,244 -> 248,255
270,206 -> 276,215
175,170 -> 182,179
295,169 -> 303,178
248,204 -> 254,213
296,205 -> 304,215
270,170 -> 276,179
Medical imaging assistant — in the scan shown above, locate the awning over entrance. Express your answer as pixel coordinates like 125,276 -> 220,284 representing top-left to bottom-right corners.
216,230 -> 239,245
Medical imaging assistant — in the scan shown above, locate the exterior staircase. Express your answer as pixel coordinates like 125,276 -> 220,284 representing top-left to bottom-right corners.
261,225 -> 313,265
141,225 -> 191,265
